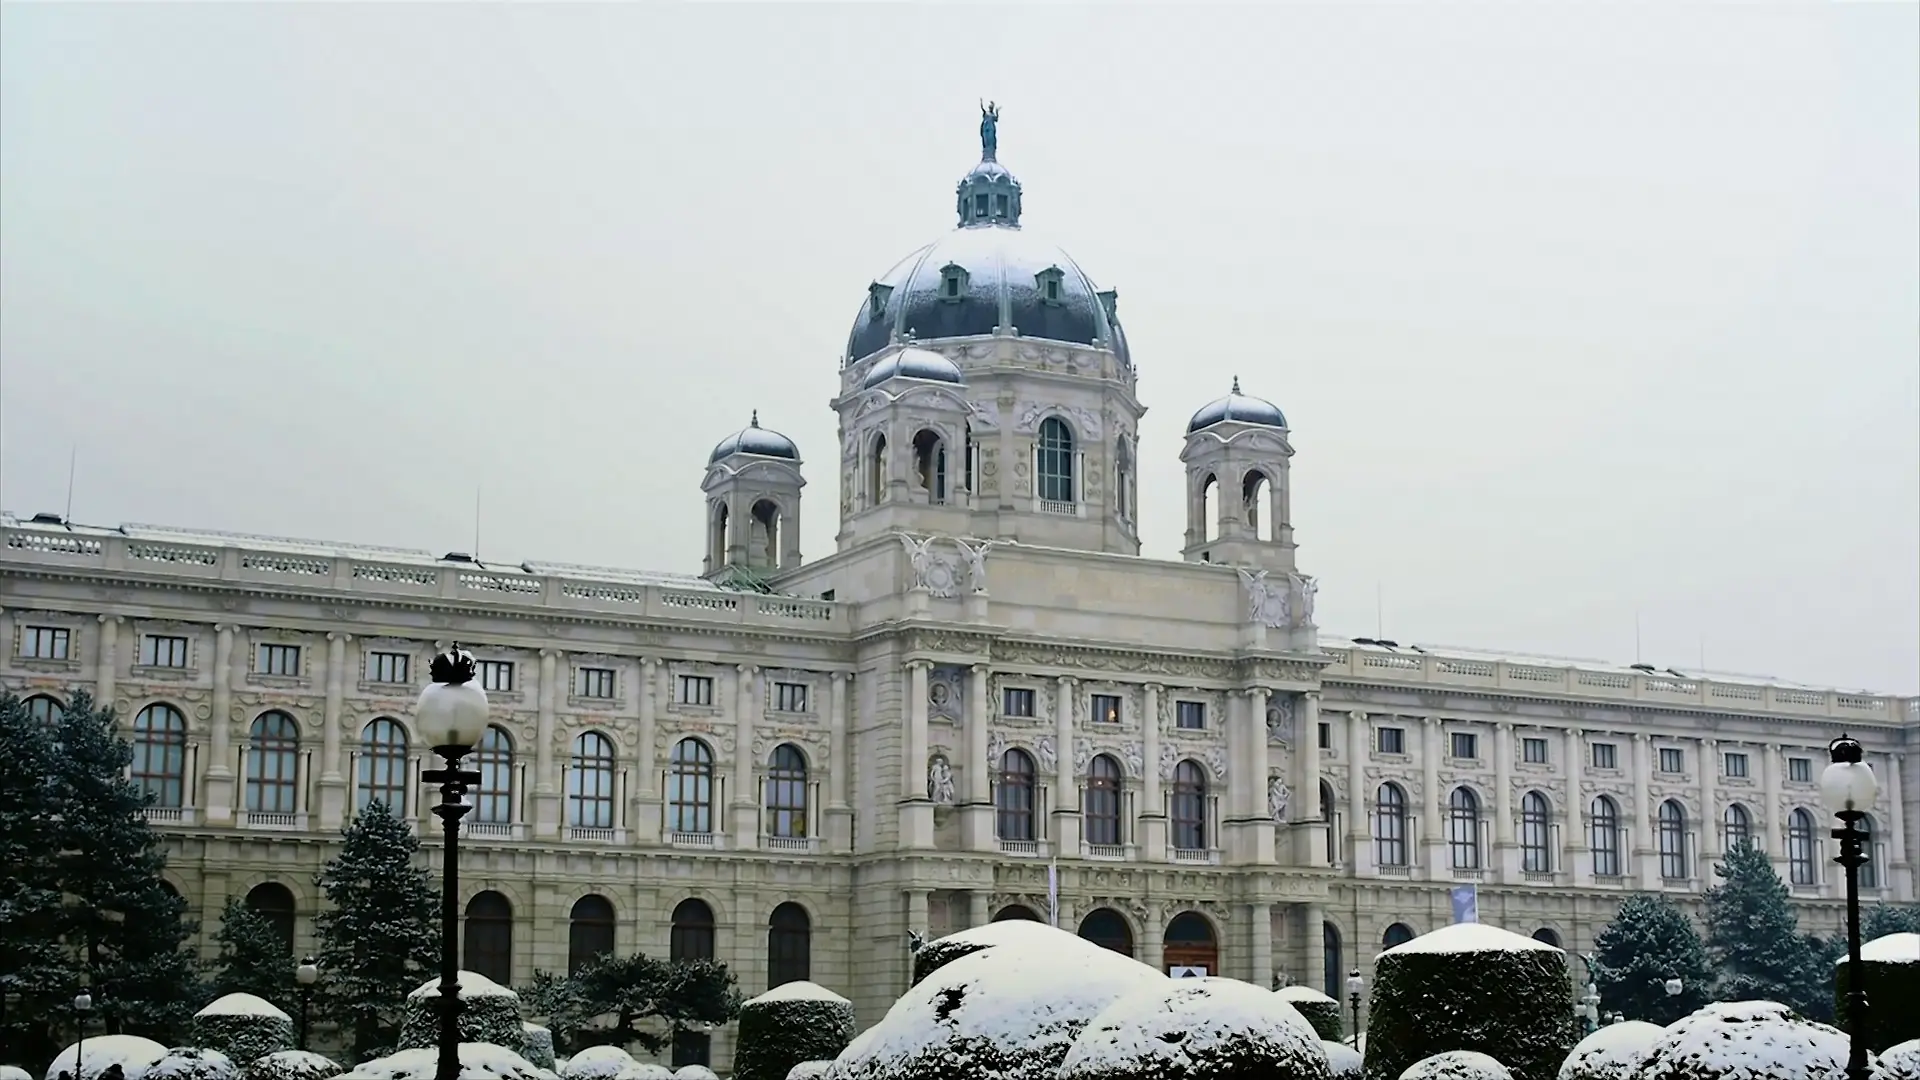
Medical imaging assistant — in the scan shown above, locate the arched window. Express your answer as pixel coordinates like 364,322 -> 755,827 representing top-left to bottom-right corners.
474,726 -> 514,825
868,433 -> 889,507
1242,470 -> 1273,542
24,695 -> 64,728
671,898 -> 716,963
1723,803 -> 1752,852
1083,754 -> 1122,847
1788,808 -> 1818,885
708,502 -> 729,569
132,704 -> 188,809
1172,761 -> 1208,852
1448,787 -> 1482,870
1077,908 -> 1134,956
911,429 -> 948,503
1163,911 -> 1218,977
1375,783 -> 1409,867
749,499 -> 780,568
1036,416 -> 1076,504
567,894 -> 615,973
464,891 -> 513,984
1860,816 -> 1878,889
1532,928 -> 1562,948
1382,923 -> 1416,949
246,711 -> 300,815
993,905 -> 1042,922
1658,800 -> 1689,880
767,902 -> 810,987
1114,436 -> 1132,519
764,744 -> 809,839
1200,474 -> 1220,543
357,718 -> 409,814
995,749 -> 1036,842
1323,922 -> 1342,999
668,738 -> 715,835
567,731 -> 615,829
1520,791 -> 1552,873
1320,779 -> 1337,856
1591,796 -> 1622,877
245,882 -> 297,953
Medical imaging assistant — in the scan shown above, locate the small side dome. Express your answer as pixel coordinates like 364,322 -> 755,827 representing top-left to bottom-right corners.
709,411 -> 800,464
863,348 -> 965,390
1187,376 -> 1288,434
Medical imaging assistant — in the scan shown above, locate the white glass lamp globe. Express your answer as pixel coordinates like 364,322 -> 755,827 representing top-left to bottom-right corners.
1820,735 -> 1878,815
74,989 -> 92,1012
415,646 -> 489,753
297,957 -> 319,986
1663,978 -> 1682,996
1345,970 -> 1364,998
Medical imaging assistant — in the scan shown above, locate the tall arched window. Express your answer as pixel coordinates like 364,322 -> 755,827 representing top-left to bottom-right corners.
764,744 -> 809,839
1723,803 -> 1752,852
24,695 -> 64,728
1448,787 -> 1482,870
1382,923 -> 1416,949
1114,436 -> 1132,519
245,882 -> 296,953
868,433 -> 889,507
1860,816 -> 1878,889
1077,908 -> 1134,957
246,711 -> 300,815
132,704 -> 188,809
1200,474 -> 1221,542
1658,800 -> 1689,880
464,891 -> 513,984
567,894 -> 615,973
767,902 -> 810,987
1520,791 -> 1552,873
1320,779 -> 1337,858
357,718 -> 410,814
1083,754 -> 1122,846
1163,911 -> 1218,977
995,749 -> 1036,842
668,738 -> 715,835
1036,417 -> 1076,504
911,429 -> 947,502
1375,783 -> 1409,867
1242,470 -> 1273,542
1788,808 -> 1818,885
1323,922 -> 1342,999
568,731 -> 615,829
1172,761 -> 1208,851
671,898 -> 716,962
474,726 -> 514,824
1591,796 -> 1622,877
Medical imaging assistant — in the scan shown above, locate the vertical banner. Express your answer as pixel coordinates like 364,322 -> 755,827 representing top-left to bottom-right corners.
1450,884 -> 1479,924
1048,859 -> 1060,927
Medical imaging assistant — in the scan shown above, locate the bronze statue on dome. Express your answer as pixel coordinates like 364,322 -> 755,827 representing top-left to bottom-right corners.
980,100 -> 1000,161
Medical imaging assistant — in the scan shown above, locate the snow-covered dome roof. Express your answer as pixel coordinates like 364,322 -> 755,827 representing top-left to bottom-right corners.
195,992 -> 292,1021
861,348 -> 964,389
708,412 -> 800,465
1187,377 -> 1288,434
1379,922 -> 1563,958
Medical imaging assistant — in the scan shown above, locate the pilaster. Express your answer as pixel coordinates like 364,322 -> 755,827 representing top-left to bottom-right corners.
1049,675 -> 1080,853
1700,737 -> 1719,866
732,665 -> 760,850
900,661 -> 934,849
1296,691 -> 1320,867
960,665 -> 995,850
1566,728 -> 1590,886
826,672 -> 854,853
633,658 -> 661,844
203,623 -> 237,824
1422,717 -> 1444,876
94,614 -> 120,703
1247,901 -> 1273,985
1140,684 -> 1167,861
1633,733 -> 1657,890
317,632 -> 350,830
1302,902 -> 1325,994
1346,709 -> 1371,876
533,649 -> 561,839
1495,722 -> 1517,882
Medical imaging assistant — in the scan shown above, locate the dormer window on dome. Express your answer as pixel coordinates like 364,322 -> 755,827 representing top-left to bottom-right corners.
868,282 -> 893,319
1036,266 -> 1065,305
940,263 -> 969,301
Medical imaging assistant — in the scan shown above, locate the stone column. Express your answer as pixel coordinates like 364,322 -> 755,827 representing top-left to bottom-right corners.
318,632 -> 350,830
1700,737 -> 1719,866
1494,722 -> 1516,881
1763,742 -> 1784,860
1141,901 -> 1166,973
634,658 -> 660,844
967,889 -> 990,929
1421,717 -> 1443,874
1053,675 -> 1079,853
1141,683 -> 1167,861
1632,733 -> 1656,889
1295,691 -> 1318,867
1347,709 -> 1371,875
733,665 -> 760,849
204,624 -> 237,824
905,889 -> 931,993
1248,902 -> 1273,985
534,650 -> 561,839
95,614 -> 120,703
902,661 -> 934,849
1883,752 -> 1908,895
826,672 -> 854,852
962,665 -> 994,850
1302,903 -> 1326,993
1566,728 -> 1588,885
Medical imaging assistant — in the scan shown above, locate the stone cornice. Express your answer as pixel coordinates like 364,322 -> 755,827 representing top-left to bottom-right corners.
1326,679 -> 1902,736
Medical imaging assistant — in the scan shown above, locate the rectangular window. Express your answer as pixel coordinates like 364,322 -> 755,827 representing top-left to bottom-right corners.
1450,732 -> 1479,760
478,660 -> 515,693
258,644 -> 301,677
22,625 -> 72,660
576,667 -> 616,700
1175,701 -> 1207,730
775,681 -> 809,713
140,634 -> 189,668
1658,748 -> 1685,774
1377,726 -> 1405,755
366,651 -> 410,684
1724,752 -> 1749,779
1317,722 -> 1332,749
1591,743 -> 1618,770
1789,757 -> 1812,784
1090,694 -> 1122,724
1003,687 -> 1036,717
678,674 -> 714,706
1522,737 -> 1549,764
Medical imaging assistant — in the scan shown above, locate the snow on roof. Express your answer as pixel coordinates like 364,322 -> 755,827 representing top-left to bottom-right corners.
1057,976 -> 1327,1079
746,980 -> 852,1007
1639,1001 -> 1847,1080
1400,1050 -> 1513,1079
1858,932 -> 1920,964
408,971 -> 520,1001
1379,922 -> 1561,958
337,1044 -> 553,1080
1558,1020 -> 1664,1080
196,992 -> 293,1021
45,1036 -> 170,1080
1324,1040 -> 1363,1078
1274,985 -> 1339,1005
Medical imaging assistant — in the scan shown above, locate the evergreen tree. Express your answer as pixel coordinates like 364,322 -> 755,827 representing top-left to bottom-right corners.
1703,841 -> 1820,1008
1591,894 -> 1710,1024
50,691 -> 201,1042
1862,903 -> 1920,939
209,896 -> 296,1011
523,954 -> 739,1055
0,694 -> 77,1065
314,799 -> 439,1059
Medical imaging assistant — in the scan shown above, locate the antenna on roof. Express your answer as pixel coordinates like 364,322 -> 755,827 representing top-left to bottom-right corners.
63,445 -> 78,523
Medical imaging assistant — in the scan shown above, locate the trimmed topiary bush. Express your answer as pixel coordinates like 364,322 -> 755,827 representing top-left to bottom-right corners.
669,1069 -> 715,1080
1364,924 -> 1575,1080
1399,1052 -> 1512,1080
518,1027 -> 554,1071
193,995 -> 296,1067
1874,1038 -> 1920,1080
1638,1001 -> 1846,1080
1324,1042 -> 1362,1079
783,1064 -> 834,1080
732,981 -> 856,1080
334,1045 -> 554,1080
1838,932 -> 1920,1054
1555,1021 -> 1664,1080
148,1048 -> 237,1080
4,1068 -> 35,1080
1276,987 -> 1345,1042
1058,976 -> 1332,1080
557,1048 -> 632,1080
397,973 -> 525,1057
613,1068 -> 669,1080
243,1051 -> 343,1080
43,1037 -> 171,1080
909,919 -> 1104,987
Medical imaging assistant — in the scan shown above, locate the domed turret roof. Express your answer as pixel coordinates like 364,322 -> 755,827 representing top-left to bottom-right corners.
709,412 -> 799,464
1187,378 -> 1288,434
862,348 -> 965,389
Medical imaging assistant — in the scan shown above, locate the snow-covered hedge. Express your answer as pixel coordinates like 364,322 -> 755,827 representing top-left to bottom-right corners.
518,1027 -> 554,1072
908,919 -> 1093,987
243,1051 -> 343,1080
1057,976 -> 1332,1080
1874,1038 -> 1920,1080
1399,1051 -> 1513,1080
782,1064 -> 834,1080
669,1069 -> 716,1080
193,995 -> 296,1067
397,973 -> 526,1057
1365,924 -> 1576,1080
5,1067 -> 35,1080
1275,987 -> 1345,1042
1324,1041 -> 1363,1079
335,1044 -> 555,1080
45,1035 -> 171,1080
1839,932 -> 1920,1055
733,981 -> 856,1080
614,1068 -> 670,1080
1637,1001 -> 1847,1080
148,1048 -> 236,1080
556,1048 -> 632,1080
836,924 -> 1167,1080
1555,1021 -> 1664,1080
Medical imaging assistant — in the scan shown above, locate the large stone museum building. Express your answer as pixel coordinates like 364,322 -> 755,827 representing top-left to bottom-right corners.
3,113 -> 1914,1068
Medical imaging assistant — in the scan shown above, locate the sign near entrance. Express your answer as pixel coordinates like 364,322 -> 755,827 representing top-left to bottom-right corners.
1170,965 -> 1209,978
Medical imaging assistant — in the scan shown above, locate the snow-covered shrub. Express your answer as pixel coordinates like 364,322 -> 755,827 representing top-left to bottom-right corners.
1057,976 -> 1332,1080
783,1064 -> 833,1080
1555,1021 -> 1663,1080
1398,1051 -> 1513,1080
1839,932 -> 1920,1054
835,924 -> 1167,1080
733,981 -> 856,1080
148,1048 -> 237,1080
4,1068 -> 35,1080
1275,987 -> 1345,1042
193,995 -> 296,1067
909,919 -> 1103,987
1364,924 -> 1575,1080
670,1069 -> 716,1080
517,1027 -> 553,1072
335,1044 -> 555,1080
1637,1000 -> 1847,1080
1874,1038 -> 1920,1080
557,1048 -> 632,1080
397,973 -> 526,1057
1324,1042 -> 1363,1079
243,1051 -> 343,1080
613,1068 -> 669,1080
45,1035 -> 171,1080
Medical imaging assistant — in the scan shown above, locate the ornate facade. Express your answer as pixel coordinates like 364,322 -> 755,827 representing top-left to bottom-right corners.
2,109 -> 1914,1070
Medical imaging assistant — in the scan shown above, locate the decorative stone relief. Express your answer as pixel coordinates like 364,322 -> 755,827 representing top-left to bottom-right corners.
968,400 -> 1001,432
1123,741 -> 1145,778
928,665 -> 965,723
1267,694 -> 1295,744
1240,569 -> 1290,628
927,754 -> 956,805
1159,743 -> 1180,780
987,730 -> 1007,768
1072,740 -> 1092,778
1012,455 -> 1031,497
1205,745 -> 1229,780
1036,735 -> 1058,774
1269,777 -> 1291,822
900,534 -> 963,598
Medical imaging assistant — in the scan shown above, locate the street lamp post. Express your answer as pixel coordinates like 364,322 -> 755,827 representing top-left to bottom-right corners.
1821,733 -> 1878,1080
73,988 -> 92,1080
1345,969 -> 1364,1045
295,957 -> 319,1050
416,647 -> 489,1080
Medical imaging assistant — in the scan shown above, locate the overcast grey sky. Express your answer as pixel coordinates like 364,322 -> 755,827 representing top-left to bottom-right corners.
1,4 -> 1914,694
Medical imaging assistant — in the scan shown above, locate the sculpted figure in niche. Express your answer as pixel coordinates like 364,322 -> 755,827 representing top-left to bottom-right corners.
927,754 -> 956,805
1268,777 -> 1292,823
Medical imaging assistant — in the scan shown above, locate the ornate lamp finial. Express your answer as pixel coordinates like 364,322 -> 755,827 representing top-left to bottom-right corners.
1231,375 -> 1242,395
430,645 -> 476,686
1829,733 -> 1863,765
